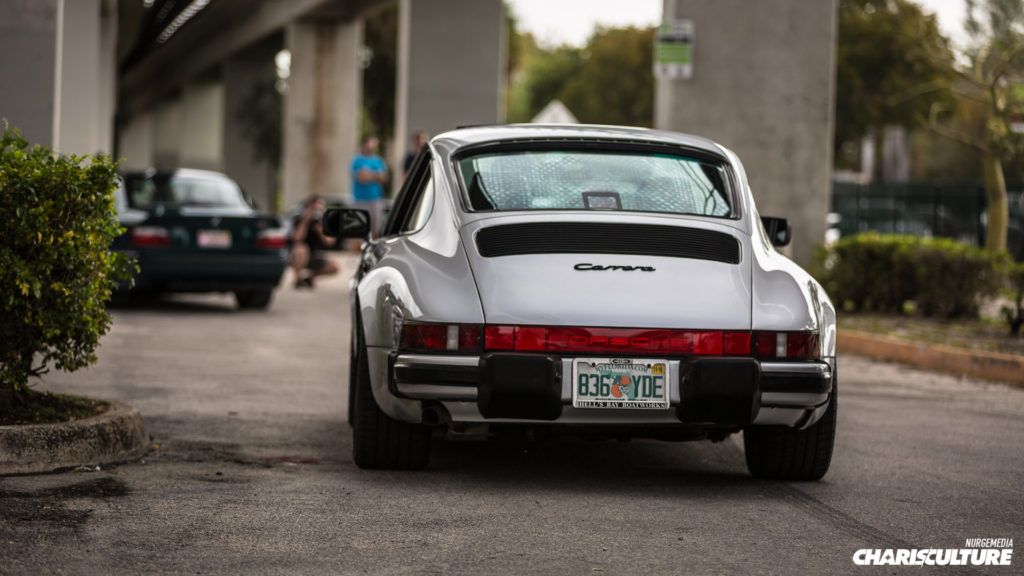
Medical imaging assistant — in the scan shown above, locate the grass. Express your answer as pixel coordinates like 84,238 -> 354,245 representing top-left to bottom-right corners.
838,312 -> 1024,357
0,390 -> 109,426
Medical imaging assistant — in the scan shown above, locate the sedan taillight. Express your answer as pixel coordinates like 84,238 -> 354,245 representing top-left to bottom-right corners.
255,228 -> 287,250
130,226 -> 171,247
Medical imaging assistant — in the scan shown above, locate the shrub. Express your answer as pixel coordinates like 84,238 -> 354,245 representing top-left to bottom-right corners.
814,233 -> 1008,319
814,233 -> 920,313
0,125 -> 133,411
913,238 -> 1008,318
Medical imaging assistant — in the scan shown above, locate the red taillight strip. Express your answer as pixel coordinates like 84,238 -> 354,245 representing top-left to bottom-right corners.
753,331 -> 819,359
401,323 -> 819,359
130,226 -> 171,247
256,228 -> 287,249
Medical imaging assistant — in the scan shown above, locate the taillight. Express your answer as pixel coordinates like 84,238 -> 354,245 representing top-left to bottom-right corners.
401,323 -> 482,352
256,228 -> 287,250
487,327 -> 753,356
131,226 -> 171,247
398,323 -> 819,359
753,331 -> 820,360
484,326 -> 514,350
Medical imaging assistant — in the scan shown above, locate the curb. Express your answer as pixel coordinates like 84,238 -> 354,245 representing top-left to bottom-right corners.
0,402 -> 149,476
839,329 -> 1024,386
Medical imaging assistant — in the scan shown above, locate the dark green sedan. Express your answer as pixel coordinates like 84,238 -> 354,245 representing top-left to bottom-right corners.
113,169 -> 288,309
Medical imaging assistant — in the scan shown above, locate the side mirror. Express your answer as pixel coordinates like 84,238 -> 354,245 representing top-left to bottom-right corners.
761,216 -> 791,248
323,208 -> 371,239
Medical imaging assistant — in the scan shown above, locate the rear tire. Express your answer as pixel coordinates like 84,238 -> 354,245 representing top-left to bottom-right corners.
351,326 -> 430,470
235,290 -> 273,309
744,373 -> 837,481
347,325 -> 357,428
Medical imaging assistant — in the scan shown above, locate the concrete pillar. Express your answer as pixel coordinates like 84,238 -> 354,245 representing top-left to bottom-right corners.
0,0 -> 56,146
97,0 -> 117,155
56,0 -> 104,155
152,98 -> 182,170
181,79 -> 225,170
393,0 -> 506,181
118,111 -> 154,171
282,19 -> 363,211
223,46 -> 280,212
0,0 -> 114,155
656,0 -> 837,266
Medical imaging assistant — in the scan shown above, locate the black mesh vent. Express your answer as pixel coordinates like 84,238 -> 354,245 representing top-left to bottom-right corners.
475,222 -> 741,264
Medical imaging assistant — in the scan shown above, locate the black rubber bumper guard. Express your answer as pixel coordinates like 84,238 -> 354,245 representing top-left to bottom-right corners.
390,353 -> 832,426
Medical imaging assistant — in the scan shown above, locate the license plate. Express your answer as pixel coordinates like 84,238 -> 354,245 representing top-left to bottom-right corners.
572,358 -> 670,409
197,230 -> 231,249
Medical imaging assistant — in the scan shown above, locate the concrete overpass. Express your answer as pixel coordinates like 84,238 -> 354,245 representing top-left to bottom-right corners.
2,0 -> 506,211
0,0 -> 834,265
117,0 -> 505,211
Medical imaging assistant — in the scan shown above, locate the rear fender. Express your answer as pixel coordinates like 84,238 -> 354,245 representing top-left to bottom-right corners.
355,180 -> 484,421
749,218 -> 836,358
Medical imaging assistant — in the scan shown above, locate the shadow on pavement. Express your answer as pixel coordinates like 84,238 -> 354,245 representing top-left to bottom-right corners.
107,292 -> 240,314
424,434 -> 759,494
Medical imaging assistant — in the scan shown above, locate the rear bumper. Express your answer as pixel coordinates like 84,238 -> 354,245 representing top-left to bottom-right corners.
117,249 -> 287,292
388,352 -> 833,429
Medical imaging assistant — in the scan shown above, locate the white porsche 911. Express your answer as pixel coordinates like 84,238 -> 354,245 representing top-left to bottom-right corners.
325,124 -> 836,481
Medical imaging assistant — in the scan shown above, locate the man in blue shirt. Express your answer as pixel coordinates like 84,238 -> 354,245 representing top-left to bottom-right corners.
350,135 -> 388,238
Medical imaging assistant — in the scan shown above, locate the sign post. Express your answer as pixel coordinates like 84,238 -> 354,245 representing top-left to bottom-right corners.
655,20 -> 694,80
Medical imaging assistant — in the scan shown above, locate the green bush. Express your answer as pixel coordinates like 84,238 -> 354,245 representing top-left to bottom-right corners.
814,233 -> 1008,319
0,125 -> 132,410
913,238 -> 1008,318
813,233 -> 919,313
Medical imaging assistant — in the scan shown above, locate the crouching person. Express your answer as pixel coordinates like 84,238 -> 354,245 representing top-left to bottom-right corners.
290,195 -> 341,289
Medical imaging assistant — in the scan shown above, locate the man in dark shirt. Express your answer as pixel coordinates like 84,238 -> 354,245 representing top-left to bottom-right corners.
402,130 -> 429,180
290,195 -> 340,288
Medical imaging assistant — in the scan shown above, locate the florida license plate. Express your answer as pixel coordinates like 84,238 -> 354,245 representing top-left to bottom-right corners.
572,358 -> 670,409
197,230 -> 231,249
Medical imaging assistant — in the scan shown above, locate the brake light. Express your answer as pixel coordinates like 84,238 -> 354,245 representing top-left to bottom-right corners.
723,332 -> 752,355
131,226 -> 171,247
692,332 -> 724,355
548,327 -> 692,354
489,327 -> 752,356
401,323 -> 482,352
256,228 -> 287,249
753,331 -> 820,360
484,326 -> 514,350
398,323 -> 819,359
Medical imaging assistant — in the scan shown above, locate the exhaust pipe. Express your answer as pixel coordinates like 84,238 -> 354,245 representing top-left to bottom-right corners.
421,403 -> 450,427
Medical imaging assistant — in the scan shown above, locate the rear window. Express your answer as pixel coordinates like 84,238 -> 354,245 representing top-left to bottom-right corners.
122,174 -> 249,209
457,149 -> 734,217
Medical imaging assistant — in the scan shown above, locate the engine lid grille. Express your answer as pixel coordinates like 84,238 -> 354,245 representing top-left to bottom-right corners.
475,222 -> 741,264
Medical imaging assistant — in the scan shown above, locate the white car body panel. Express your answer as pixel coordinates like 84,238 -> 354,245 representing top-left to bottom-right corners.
350,125 -> 835,425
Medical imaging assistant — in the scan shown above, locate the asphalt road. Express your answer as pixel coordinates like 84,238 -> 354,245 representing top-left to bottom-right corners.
1,259 -> 1021,575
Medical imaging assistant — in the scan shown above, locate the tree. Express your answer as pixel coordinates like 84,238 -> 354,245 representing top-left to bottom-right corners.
0,125 -> 133,412
362,4 -> 398,144
505,26 -> 654,126
508,45 -> 584,122
834,0 -> 956,173
235,73 -> 283,210
560,27 -> 655,127
921,0 -> 1024,252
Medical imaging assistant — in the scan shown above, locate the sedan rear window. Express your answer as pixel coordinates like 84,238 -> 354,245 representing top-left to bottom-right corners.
458,149 -> 734,217
122,174 -> 250,209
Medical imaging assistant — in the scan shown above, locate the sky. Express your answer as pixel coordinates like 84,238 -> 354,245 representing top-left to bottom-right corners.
505,0 -> 662,47
506,0 -> 970,49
